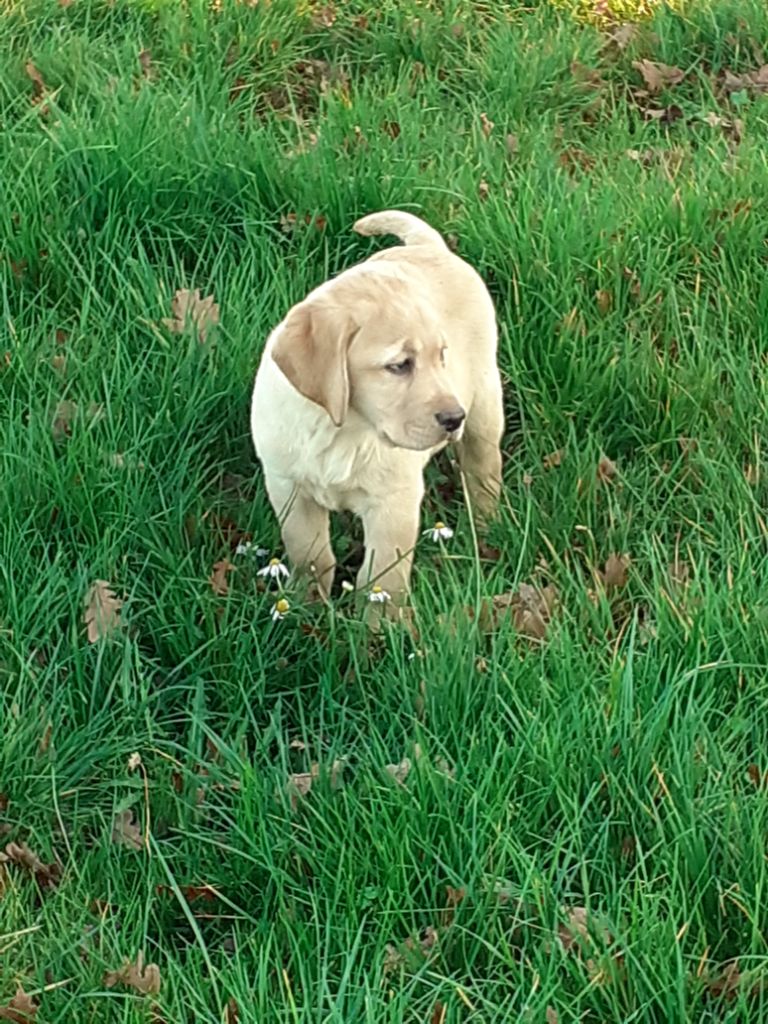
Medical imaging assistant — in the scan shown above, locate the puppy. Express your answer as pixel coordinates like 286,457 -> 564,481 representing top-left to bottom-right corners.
250,210 -> 504,607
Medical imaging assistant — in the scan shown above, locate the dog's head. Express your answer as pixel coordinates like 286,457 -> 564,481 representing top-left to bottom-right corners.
271,275 -> 465,450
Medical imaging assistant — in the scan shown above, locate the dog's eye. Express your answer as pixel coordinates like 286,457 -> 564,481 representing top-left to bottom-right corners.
386,358 -> 413,376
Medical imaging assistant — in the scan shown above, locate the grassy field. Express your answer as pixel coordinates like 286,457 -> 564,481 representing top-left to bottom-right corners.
2,0 -> 768,1020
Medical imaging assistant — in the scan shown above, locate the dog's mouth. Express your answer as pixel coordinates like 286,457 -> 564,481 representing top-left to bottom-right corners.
380,428 -> 455,452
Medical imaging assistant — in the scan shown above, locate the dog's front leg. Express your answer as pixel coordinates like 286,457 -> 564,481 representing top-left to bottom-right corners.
357,486 -> 422,613
265,475 -> 335,598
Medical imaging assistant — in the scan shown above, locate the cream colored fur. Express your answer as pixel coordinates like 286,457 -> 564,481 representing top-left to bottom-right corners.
250,209 -> 504,606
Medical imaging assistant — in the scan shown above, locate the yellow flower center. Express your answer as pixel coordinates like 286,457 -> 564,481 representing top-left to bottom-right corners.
269,558 -> 280,566
435,522 -> 445,530
372,586 -> 382,594
275,599 -> 290,613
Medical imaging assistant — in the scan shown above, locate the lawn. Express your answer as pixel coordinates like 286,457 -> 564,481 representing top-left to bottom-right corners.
2,0 -> 768,1020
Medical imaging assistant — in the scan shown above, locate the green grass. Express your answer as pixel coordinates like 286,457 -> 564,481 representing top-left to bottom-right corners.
2,0 -> 768,1019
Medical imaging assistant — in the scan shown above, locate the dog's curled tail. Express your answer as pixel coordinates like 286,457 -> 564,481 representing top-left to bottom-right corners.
352,209 -> 446,249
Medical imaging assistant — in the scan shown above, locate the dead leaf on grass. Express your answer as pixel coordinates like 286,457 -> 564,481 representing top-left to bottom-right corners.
543,448 -> 564,469
430,1001 -> 447,1024
506,132 -> 519,156
478,180 -> 490,201
602,22 -> 639,51
385,758 -> 411,784
208,559 -> 235,596
595,289 -> 613,315
602,553 -> 630,589
0,988 -> 38,1023
51,399 -> 78,439
641,104 -> 684,125
489,582 -> 558,640
558,147 -> 595,174
223,998 -> 239,1023
138,50 -> 154,79
747,763 -> 767,788
632,59 -> 685,94
571,61 -> 603,90
287,759 -> 344,809
0,841 -> 61,890
479,111 -> 494,138
705,958 -> 743,1001
83,580 -> 123,642
162,289 -> 220,343
104,951 -> 161,995
111,809 -> 143,851
545,1008 -> 559,1024
597,455 -> 617,483
723,65 -> 768,95
25,62 -> 48,104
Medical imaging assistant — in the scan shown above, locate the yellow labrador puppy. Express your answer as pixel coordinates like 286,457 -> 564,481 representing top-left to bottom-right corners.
251,210 -> 504,606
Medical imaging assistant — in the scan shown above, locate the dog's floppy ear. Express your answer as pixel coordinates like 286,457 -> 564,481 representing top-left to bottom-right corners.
271,298 -> 357,427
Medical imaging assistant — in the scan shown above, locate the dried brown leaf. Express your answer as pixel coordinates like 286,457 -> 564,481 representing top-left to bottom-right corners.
0,841 -> 61,889
385,758 -> 411,784
111,809 -> 143,851
747,763 -> 767,788
223,998 -> 239,1023
52,399 -> 78,439
723,65 -> 768,95
543,448 -> 564,469
138,50 -> 153,79
0,988 -> 38,1023
208,559 -> 235,596
430,1001 -> 447,1024
641,104 -> 683,125
162,289 -> 220,343
83,580 -> 123,642
597,455 -> 617,483
545,1008 -> 559,1024
25,62 -> 47,101
506,132 -> 519,156
489,582 -> 558,640
595,289 -> 613,315
558,905 -> 612,953
632,59 -> 685,94
706,958 -> 742,1001
478,180 -> 490,201
479,111 -> 494,139
602,553 -> 629,589
104,951 -> 161,996
602,22 -> 639,51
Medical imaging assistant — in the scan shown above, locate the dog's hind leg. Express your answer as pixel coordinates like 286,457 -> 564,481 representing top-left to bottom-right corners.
455,378 -> 504,526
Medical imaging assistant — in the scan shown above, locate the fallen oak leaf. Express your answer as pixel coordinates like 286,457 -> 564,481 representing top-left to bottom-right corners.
111,809 -> 143,851
104,951 -> 161,996
632,59 -> 685,94
705,958 -> 742,1001
24,62 -> 47,103
385,758 -> 411,784
208,559 -> 235,596
543,448 -> 564,469
0,988 -> 38,1022
162,289 -> 219,343
602,553 -> 630,589
597,455 -> 617,483
83,580 -> 123,642
723,65 -> 768,95
0,841 -> 61,890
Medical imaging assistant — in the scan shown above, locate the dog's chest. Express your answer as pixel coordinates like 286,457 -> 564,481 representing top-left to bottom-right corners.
295,432 -> 399,513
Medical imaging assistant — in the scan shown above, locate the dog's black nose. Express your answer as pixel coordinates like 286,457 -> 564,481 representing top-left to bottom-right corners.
435,408 -> 466,433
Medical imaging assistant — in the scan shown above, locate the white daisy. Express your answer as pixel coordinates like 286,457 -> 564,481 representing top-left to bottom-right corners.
235,541 -> 254,556
340,580 -> 355,593
271,598 -> 290,621
258,557 -> 290,579
427,521 -> 454,542
369,585 -> 390,603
